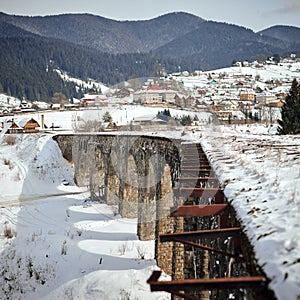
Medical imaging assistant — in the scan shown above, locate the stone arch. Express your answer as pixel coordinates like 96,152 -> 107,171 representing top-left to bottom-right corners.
130,139 -> 158,241
130,137 -> 182,243
156,163 -> 175,275
121,154 -> 139,218
54,134 -> 182,245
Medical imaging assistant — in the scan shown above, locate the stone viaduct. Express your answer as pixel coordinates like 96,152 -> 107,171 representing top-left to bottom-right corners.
54,133 -> 183,274
53,133 -> 275,299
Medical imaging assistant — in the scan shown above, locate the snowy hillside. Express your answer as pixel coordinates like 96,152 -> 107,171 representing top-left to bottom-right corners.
213,62 -> 300,82
178,61 -> 300,91
54,69 -> 110,95
0,94 -> 21,108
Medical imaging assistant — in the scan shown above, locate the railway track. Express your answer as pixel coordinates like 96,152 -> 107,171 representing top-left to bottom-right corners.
148,142 -> 275,300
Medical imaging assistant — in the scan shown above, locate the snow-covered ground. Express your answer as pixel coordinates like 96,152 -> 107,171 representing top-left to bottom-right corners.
201,123 -> 300,300
0,108 -> 299,300
0,134 -> 170,300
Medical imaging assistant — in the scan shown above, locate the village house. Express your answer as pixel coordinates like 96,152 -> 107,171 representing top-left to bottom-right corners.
50,103 -> 62,110
1,119 -> 23,134
256,91 -> 276,105
174,94 -> 186,107
1,117 -> 40,134
19,117 -> 40,133
239,89 -> 256,101
185,95 -> 195,107
81,94 -> 108,107
133,84 -> 177,105
214,110 -> 233,121
213,100 -> 239,112
133,84 -> 162,105
268,99 -> 284,108
197,89 -> 207,97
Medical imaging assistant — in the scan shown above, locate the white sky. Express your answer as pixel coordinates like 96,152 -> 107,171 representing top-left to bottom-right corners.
0,0 -> 300,32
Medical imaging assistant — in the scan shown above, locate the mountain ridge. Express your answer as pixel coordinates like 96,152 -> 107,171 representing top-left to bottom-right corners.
1,11 -> 299,56
0,11 -> 299,101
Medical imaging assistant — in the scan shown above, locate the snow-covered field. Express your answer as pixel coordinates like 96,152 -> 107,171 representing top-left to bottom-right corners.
0,107 -> 300,300
0,105 -> 211,132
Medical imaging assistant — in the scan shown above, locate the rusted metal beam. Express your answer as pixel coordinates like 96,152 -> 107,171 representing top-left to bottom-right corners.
177,177 -> 218,181
176,177 -> 220,188
170,204 -> 228,217
180,170 -> 212,177
148,271 -> 266,292
160,227 -> 241,242
172,238 -> 242,260
181,167 -> 212,171
173,188 -> 224,202
147,270 -> 162,283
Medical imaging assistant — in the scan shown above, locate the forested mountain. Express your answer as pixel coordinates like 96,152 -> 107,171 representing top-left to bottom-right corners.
0,12 -> 205,53
0,31 -> 195,101
153,21 -> 296,69
259,25 -> 300,46
0,11 -> 299,101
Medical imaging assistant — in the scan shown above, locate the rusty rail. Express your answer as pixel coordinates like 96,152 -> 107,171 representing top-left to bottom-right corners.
148,142 -> 269,300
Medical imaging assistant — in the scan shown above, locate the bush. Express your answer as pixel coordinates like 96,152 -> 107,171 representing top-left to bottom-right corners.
4,222 -> 15,239
3,135 -> 17,145
3,158 -> 13,170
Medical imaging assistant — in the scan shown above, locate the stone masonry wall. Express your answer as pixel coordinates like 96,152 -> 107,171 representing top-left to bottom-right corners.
54,133 -> 186,279
53,133 -> 181,242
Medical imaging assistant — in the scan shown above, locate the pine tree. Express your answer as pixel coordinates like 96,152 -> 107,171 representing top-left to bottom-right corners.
278,79 -> 300,134
102,111 -> 113,123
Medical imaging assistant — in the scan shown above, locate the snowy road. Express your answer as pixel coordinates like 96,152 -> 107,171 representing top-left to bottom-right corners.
0,190 -> 87,207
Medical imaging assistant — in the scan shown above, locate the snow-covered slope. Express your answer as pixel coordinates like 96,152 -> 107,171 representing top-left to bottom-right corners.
0,94 -> 21,108
213,62 -> 300,82
0,134 -> 74,203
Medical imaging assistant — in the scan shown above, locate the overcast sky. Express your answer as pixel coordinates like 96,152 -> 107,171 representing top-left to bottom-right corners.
1,0 -> 300,32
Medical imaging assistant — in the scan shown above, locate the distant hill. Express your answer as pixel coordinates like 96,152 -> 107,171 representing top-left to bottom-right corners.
2,11 -> 298,57
0,12 -> 205,54
124,12 -> 205,51
153,21 -> 294,69
0,11 -> 299,101
259,25 -> 300,46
